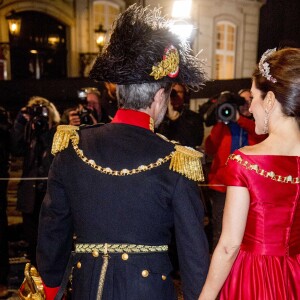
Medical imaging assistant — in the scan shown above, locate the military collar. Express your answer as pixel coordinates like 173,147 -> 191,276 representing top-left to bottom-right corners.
111,109 -> 154,132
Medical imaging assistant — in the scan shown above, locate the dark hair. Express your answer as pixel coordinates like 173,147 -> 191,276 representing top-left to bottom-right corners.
252,47 -> 300,124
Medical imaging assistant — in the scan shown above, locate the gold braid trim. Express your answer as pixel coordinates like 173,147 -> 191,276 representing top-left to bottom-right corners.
170,145 -> 204,182
75,243 -> 168,253
96,244 -> 109,300
150,48 -> 180,80
79,243 -> 168,300
51,125 -> 79,155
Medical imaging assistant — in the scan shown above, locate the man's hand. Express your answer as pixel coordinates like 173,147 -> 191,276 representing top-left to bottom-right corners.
68,108 -> 98,125
68,109 -> 81,126
167,100 -> 180,121
20,107 -> 30,122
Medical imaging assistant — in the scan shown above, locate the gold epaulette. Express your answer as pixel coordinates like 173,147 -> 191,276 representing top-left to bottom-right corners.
156,133 -> 204,182
170,145 -> 204,182
51,125 -> 79,155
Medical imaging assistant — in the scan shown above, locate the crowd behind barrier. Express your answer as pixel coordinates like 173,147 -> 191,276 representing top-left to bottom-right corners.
0,77 -> 251,116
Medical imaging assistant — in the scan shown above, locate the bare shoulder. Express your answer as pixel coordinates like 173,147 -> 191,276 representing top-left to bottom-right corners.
240,139 -> 300,157
239,143 -> 266,155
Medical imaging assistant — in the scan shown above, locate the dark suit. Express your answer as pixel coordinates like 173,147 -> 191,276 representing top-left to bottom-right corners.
157,108 -> 204,149
37,121 -> 209,300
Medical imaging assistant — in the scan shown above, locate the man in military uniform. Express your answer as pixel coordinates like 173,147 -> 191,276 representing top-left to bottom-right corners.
36,4 -> 209,300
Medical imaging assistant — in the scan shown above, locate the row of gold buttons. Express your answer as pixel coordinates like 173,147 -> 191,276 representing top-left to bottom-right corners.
76,254 -> 167,280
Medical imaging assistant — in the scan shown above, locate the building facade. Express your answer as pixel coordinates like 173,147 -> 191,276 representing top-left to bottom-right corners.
0,0 -> 264,80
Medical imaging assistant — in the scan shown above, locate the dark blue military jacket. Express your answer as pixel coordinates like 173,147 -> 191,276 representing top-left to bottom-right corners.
37,121 -> 209,300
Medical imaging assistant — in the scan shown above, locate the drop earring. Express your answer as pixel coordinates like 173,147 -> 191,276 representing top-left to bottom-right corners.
263,109 -> 269,134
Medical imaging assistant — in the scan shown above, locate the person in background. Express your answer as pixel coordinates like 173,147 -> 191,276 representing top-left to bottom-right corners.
11,96 -> 60,265
61,87 -> 110,125
205,91 -> 267,250
199,47 -> 300,300
238,88 -> 253,118
0,107 -> 12,298
101,82 -> 118,121
37,5 -> 209,300
157,83 -> 204,149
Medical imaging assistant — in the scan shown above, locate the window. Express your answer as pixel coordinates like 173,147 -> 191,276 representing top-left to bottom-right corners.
214,21 -> 236,79
93,1 -> 120,32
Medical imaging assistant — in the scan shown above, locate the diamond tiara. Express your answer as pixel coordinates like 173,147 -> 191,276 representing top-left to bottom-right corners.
258,48 -> 277,83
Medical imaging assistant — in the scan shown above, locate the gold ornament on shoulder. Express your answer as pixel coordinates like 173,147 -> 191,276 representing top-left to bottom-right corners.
227,154 -> 300,184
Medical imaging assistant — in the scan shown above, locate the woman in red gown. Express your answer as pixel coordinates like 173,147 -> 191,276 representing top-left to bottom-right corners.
199,47 -> 300,300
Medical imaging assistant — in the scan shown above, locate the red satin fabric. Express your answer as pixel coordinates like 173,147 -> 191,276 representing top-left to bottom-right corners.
220,150 -> 300,300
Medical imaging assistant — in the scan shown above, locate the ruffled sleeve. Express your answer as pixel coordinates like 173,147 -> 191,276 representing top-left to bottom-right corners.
222,150 -> 248,187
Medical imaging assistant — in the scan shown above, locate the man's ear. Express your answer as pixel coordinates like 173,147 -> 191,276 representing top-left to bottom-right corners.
152,88 -> 166,110
154,88 -> 165,104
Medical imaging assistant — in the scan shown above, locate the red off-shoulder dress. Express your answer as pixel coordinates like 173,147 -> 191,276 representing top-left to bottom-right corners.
220,150 -> 300,300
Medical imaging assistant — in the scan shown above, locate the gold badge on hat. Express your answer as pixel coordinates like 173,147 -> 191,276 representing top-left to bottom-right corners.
150,45 -> 180,80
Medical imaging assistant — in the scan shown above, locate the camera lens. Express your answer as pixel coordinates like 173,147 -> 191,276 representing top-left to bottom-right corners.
217,103 -> 235,123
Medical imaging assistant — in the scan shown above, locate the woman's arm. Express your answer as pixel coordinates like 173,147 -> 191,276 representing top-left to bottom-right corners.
198,186 -> 250,300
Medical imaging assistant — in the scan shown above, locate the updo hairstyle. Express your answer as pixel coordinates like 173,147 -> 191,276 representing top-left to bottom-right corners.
252,48 -> 300,125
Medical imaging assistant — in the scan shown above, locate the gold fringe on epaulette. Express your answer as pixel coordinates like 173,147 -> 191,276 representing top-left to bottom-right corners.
51,125 -> 79,155
169,145 -> 204,182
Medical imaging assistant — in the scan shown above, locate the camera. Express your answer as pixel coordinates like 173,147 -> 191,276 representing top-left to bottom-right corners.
216,92 -> 246,123
77,106 -> 95,125
24,104 -> 49,134
200,91 -> 246,126
76,89 -> 97,125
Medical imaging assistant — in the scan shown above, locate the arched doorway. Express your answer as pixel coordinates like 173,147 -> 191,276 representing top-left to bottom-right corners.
9,11 -> 67,79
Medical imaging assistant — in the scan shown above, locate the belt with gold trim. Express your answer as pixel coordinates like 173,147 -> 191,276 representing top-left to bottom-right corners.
75,243 -> 168,300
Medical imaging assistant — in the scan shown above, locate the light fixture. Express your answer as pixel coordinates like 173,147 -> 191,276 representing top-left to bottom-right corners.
172,0 -> 192,19
48,34 -> 60,46
170,0 -> 194,42
6,10 -> 21,36
170,19 -> 194,41
94,24 -> 107,52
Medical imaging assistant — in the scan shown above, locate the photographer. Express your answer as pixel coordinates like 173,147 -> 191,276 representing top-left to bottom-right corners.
204,91 -> 267,250
238,88 -> 253,119
61,87 -> 110,126
157,83 -> 204,148
11,96 -> 60,264
101,82 -> 118,121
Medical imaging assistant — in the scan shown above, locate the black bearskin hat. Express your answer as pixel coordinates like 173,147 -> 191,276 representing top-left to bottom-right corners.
89,4 -> 207,90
